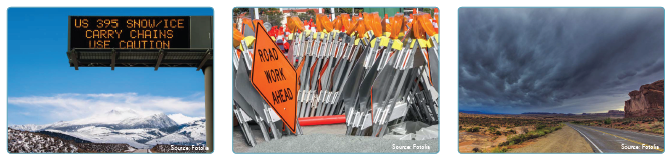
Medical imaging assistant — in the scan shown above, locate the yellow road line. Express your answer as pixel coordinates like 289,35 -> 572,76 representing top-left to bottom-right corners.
580,126 -> 664,152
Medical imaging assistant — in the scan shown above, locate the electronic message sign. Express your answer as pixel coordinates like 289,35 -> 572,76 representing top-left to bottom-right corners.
68,16 -> 190,50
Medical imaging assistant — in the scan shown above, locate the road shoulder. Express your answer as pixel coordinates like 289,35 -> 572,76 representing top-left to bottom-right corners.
509,125 -> 594,153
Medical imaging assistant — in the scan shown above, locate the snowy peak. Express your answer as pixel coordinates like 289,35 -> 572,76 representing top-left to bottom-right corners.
168,114 -> 205,124
107,109 -> 139,115
9,110 -> 179,131
68,109 -> 145,125
120,113 -> 178,129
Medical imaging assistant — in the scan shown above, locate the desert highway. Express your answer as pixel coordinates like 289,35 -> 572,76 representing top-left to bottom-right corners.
566,122 -> 664,153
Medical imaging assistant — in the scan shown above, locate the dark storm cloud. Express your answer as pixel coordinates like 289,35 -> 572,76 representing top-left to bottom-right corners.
617,71 -> 636,80
458,8 -> 664,113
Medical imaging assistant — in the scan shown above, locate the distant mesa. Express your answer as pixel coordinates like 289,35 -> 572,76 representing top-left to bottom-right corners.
580,110 -> 624,117
459,111 -> 485,114
521,112 -> 559,114
624,79 -> 664,118
459,110 -> 505,115
607,110 -> 624,115
521,112 -> 577,116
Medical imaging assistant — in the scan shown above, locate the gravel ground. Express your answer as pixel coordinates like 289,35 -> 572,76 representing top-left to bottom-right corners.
509,125 -> 594,153
246,133 -> 438,153
233,123 -> 438,153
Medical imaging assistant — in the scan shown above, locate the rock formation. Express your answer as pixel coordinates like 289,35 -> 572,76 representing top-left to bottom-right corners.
608,110 -> 624,116
624,80 -> 664,118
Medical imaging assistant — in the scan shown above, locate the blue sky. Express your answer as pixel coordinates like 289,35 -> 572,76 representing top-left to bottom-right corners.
7,8 -> 214,125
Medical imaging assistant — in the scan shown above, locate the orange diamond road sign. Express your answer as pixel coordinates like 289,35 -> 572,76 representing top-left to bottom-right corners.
251,22 -> 298,133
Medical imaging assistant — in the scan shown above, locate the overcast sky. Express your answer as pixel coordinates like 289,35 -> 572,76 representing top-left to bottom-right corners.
458,8 -> 664,114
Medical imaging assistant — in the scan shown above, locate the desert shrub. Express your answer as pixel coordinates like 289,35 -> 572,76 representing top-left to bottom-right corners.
508,129 -> 516,134
604,118 -> 612,125
491,146 -> 508,153
651,128 -> 664,134
622,119 -> 632,125
537,130 -> 546,136
488,126 -> 497,133
459,126 -> 463,131
499,125 -> 563,147
466,127 -> 480,132
472,147 -> 480,153
651,122 -> 664,129
535,124 -> 546,130
521,127 -> 529,134
494,131 -> 502,135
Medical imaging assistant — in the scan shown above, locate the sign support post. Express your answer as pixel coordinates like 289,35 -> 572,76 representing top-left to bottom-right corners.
204,65 -> 213,153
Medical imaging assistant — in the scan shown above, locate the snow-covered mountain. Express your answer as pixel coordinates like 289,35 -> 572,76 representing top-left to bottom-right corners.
146,119 -> 206,145
10,109 -> 178,131
168,114 -> 205,124
10,124 -> 49,132
119,113 -> 178,129
179,119 -> 206,141
9,109 -> 205,149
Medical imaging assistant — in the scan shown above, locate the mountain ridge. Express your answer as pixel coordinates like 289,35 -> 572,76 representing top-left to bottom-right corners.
9,109 -> 206,149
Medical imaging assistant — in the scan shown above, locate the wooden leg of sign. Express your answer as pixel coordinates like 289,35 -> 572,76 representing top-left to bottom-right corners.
205,66 -> 213,153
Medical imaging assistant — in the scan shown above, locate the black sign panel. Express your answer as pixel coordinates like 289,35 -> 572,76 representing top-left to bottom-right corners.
69,16 -> 190,50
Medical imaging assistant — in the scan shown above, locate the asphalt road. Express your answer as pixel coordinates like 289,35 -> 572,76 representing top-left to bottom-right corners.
566,122 -> 664,153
